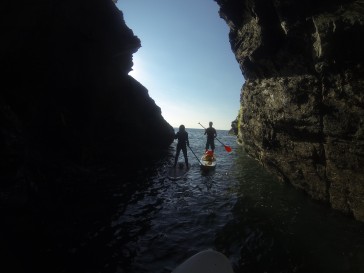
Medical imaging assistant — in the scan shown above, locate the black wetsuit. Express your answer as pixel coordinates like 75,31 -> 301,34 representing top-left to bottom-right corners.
174,131 -> 189,166
204,127 -> 217,151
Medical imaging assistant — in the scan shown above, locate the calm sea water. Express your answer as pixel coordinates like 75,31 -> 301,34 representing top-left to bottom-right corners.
9,128 -> 364,273
110,128 -> 364,273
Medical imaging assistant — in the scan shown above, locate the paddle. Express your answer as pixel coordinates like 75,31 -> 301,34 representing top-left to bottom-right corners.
198,122 -> 232,153
188,145 -> 203,166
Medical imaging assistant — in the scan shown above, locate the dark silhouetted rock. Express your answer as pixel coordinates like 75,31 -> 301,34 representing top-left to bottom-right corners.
1,0 -> 174,206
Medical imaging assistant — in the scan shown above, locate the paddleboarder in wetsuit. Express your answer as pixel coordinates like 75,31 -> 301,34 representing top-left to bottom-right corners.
204,121 -> 217,153
174,125 -> 189,168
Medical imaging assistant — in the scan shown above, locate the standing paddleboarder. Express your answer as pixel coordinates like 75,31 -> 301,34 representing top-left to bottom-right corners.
204,121 -> 217,153
174,125 -> 189,168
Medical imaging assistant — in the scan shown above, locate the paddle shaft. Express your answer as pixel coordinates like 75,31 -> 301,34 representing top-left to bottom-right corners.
188,145 -> 203,165
198,122 -> 232,152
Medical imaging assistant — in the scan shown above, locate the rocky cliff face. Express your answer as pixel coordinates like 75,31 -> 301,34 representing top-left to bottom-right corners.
1,0 -> 174,204
216,0 -> 364,221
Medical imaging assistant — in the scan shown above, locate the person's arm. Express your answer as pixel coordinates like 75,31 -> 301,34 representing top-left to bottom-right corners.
186,133 -> 190,146
174,132 -> 178,139
214,129 -> 217,138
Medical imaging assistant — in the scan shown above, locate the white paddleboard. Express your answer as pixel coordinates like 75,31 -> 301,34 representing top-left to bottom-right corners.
200,154 -> 217,170
172,249 -> 234,273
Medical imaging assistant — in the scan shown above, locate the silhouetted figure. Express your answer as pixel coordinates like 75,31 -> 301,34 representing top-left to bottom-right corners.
174,125 -> 189,168
204,121 -> 217,153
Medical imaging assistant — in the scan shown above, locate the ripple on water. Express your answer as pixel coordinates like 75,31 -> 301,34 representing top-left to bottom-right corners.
113,130 -> 364,273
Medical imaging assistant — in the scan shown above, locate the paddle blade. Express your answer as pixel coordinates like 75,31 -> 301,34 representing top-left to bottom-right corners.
224,145 -> 232,152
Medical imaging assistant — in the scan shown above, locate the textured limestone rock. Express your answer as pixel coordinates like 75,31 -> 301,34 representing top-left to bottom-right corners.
217,0 -> 364,221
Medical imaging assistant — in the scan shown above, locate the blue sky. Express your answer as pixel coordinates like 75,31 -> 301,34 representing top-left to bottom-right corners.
116,0 -> 245,130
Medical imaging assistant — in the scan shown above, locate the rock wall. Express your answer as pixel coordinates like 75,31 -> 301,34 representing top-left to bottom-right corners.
216,0 -> 364,221
1,0 -> 174,204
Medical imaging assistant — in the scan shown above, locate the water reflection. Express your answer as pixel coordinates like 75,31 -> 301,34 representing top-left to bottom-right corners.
216,149 -> 364,273
91,129 -> 364,273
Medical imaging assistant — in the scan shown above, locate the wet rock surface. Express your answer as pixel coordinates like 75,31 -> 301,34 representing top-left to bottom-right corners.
217,0 -> 364,221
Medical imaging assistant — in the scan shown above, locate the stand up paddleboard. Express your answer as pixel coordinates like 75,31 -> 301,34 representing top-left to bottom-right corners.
172,249 -> 234,273
200,151 -> 217,171
167,162 -> 191,180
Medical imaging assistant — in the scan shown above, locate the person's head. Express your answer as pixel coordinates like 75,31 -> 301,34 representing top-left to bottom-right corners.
179,125 -> 185,132
209,121 -> 213,127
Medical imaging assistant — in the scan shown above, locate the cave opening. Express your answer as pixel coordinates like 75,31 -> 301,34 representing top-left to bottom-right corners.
116,0 -> 245,130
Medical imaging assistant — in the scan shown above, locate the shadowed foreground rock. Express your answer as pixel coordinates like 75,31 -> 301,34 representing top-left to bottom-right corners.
217,0 -> 364,221
1,2 -> 175,271
1,0 -> 174,207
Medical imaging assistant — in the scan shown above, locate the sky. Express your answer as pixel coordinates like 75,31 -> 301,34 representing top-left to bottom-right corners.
116,0 -> 245,130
